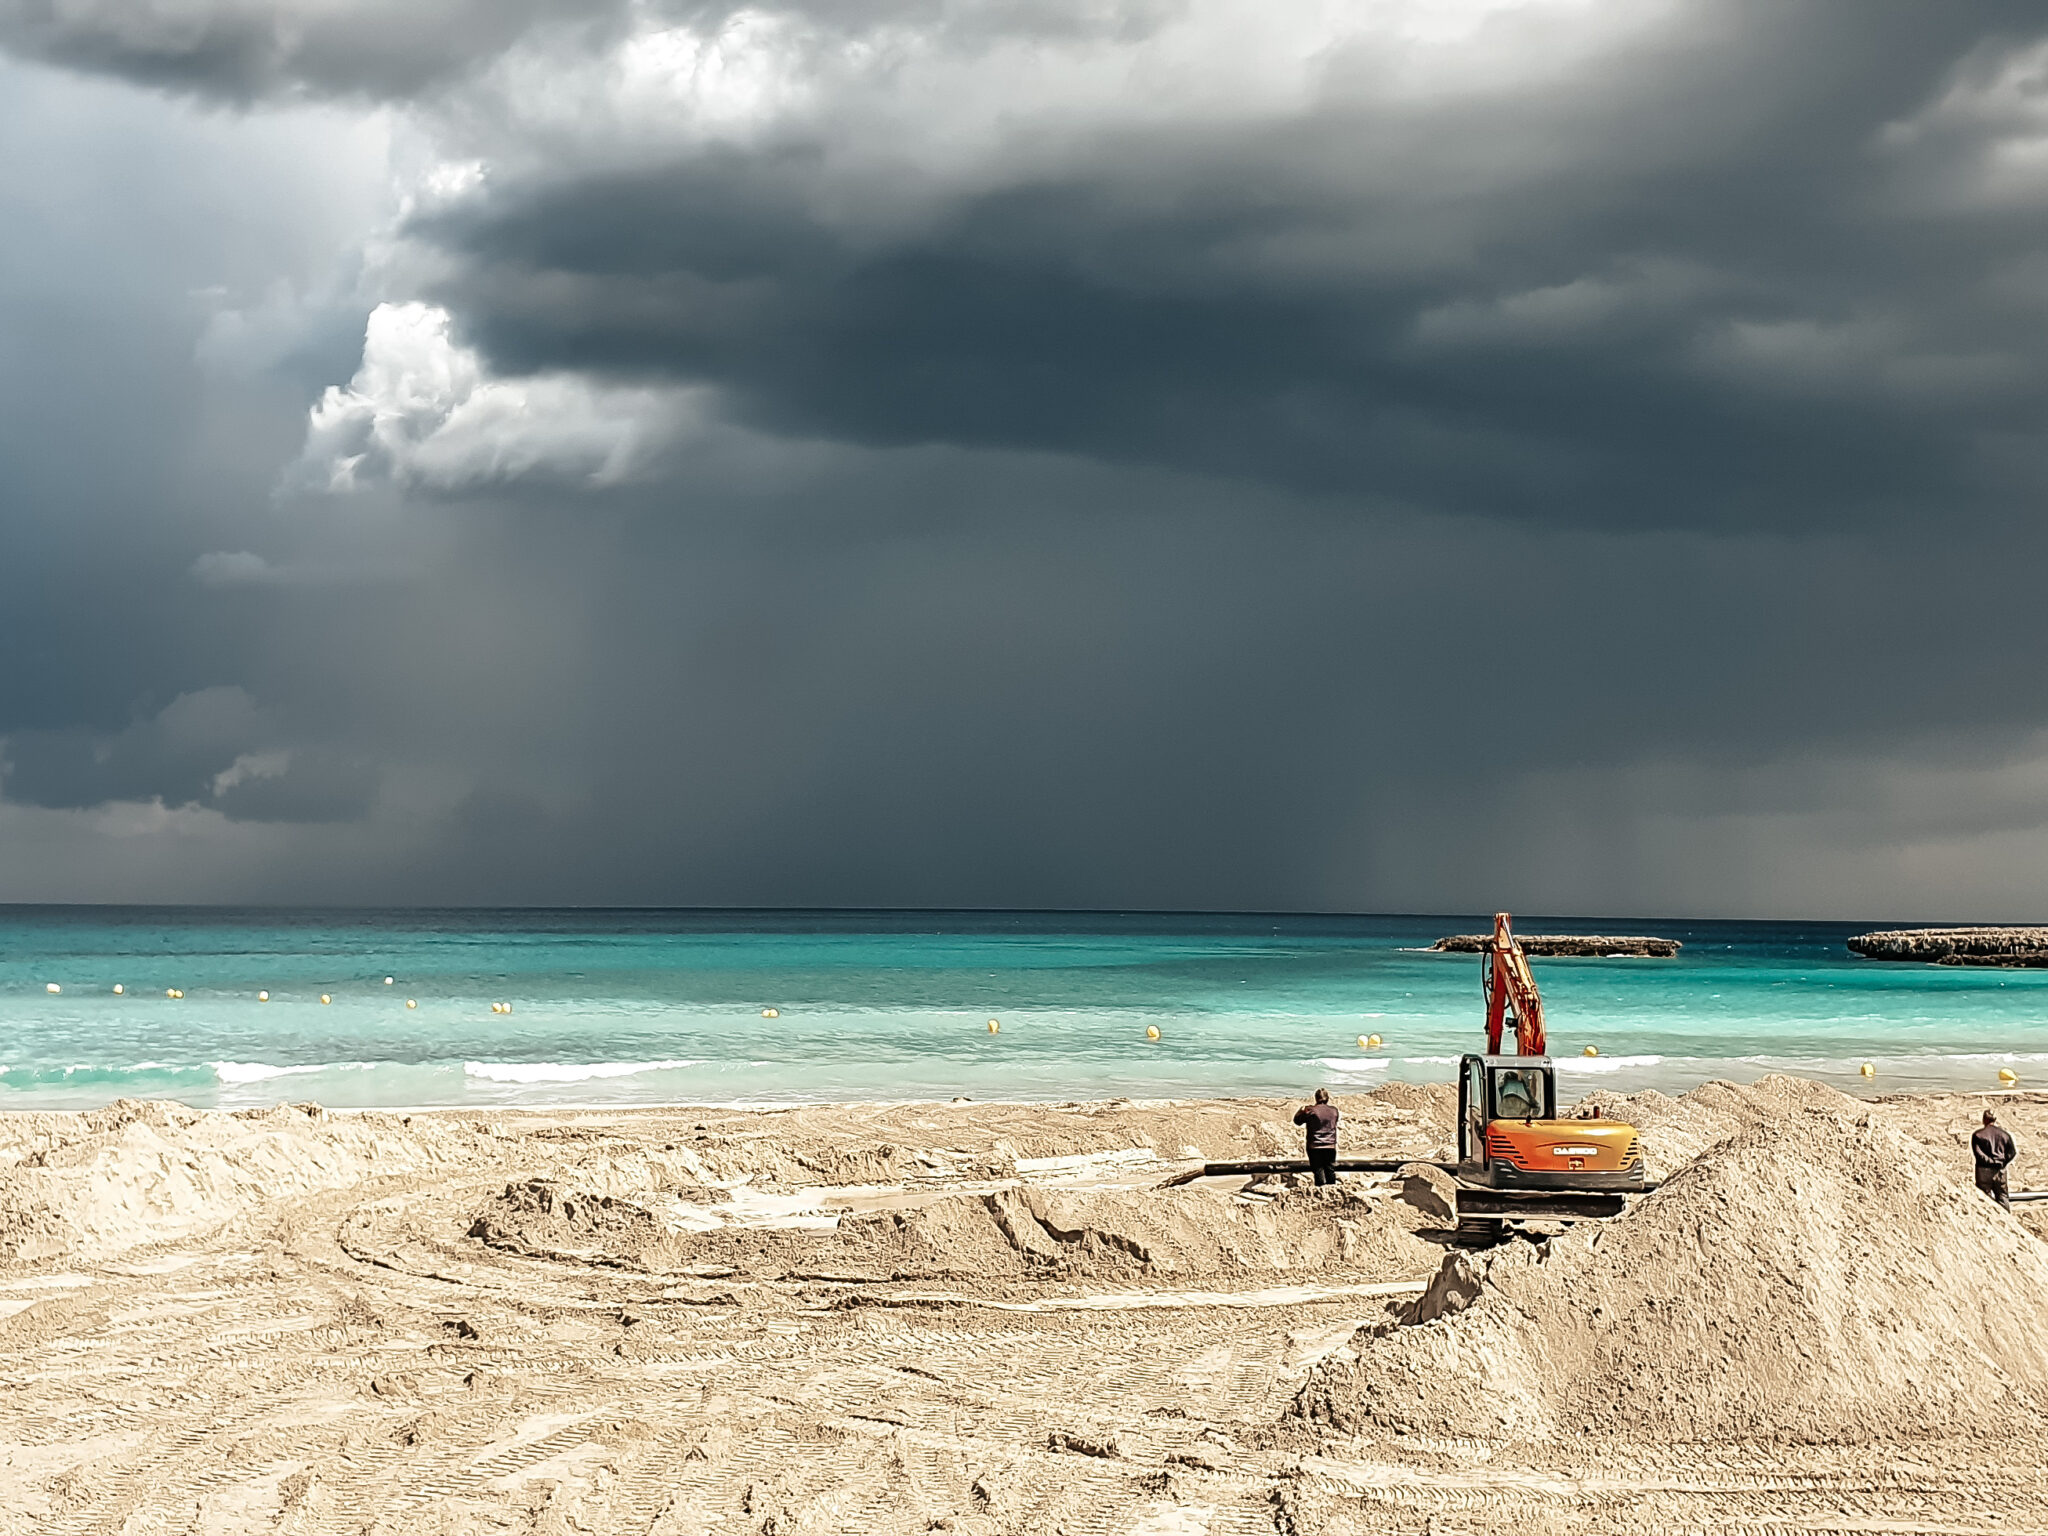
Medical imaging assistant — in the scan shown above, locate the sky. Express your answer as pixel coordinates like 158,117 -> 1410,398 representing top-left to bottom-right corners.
3,0 -> 2048,918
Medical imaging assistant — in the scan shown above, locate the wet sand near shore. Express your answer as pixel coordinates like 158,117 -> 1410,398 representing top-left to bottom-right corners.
3,1081 -> 2047,1534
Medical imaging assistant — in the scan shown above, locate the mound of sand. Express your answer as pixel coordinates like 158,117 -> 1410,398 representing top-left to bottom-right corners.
824,1184 -> 1442,1282
1575,1073 -> 1867,1180
472,1179 -> 1443,1283
1358,1080 -> 1458,1126
1295,1099 -> 2048,1443
0,1099 -> 470,1263
467,1178 -> 667,1262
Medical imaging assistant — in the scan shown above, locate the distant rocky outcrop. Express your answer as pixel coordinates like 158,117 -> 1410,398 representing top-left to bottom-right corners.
1431,934 -> 1681,958
1847,927 -> 2048,967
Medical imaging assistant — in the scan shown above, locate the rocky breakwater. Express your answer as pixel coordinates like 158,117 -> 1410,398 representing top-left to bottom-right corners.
1848,927 -> 2048,967
1432,933 -> 1681,957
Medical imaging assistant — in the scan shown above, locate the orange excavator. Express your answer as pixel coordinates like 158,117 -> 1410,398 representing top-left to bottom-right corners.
1456,913 -> 1645,1213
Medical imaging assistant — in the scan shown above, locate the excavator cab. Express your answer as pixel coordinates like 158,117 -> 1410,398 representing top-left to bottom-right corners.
1457,1052 -> 1643,1190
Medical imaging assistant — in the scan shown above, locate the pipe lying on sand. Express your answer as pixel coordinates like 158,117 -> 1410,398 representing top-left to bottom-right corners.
1164,1158 -> 1418,1185
1169,1159 -> 2044,1212
1163,1159 -> 1639,1220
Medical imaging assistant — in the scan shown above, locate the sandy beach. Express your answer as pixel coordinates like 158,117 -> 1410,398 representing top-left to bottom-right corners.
3,1078 -> 2046,1534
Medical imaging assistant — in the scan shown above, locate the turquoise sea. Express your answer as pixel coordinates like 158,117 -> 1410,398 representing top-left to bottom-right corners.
1,908 -> 2044,1111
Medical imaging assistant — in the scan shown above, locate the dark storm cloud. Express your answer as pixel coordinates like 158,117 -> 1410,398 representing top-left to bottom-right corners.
391,0 -> 2048,532
9,4 -> 2048,915
19,0 -> 2048,534
0,63 -> 384,738
2,687 -> 269,811
238,476 -> 2048,913
0,0 -> 625,101
0,686 -> 376,823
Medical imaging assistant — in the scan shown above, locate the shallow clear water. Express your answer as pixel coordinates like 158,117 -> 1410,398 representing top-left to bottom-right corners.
2,907 -> 2044,1110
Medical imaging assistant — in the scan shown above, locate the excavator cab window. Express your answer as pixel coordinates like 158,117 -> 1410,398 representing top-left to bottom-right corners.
1490,1067 -> 1550,1121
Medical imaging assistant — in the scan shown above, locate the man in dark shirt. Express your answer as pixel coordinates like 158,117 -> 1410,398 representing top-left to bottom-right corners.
1294,1088 -> 1340,1186
1973,1108 -> 2016,1210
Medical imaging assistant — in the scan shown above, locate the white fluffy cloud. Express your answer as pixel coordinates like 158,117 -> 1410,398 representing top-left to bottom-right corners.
293,301 -> 694,493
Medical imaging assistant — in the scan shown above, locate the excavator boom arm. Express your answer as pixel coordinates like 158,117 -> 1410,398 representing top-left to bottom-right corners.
1483,912 -> 1547,1056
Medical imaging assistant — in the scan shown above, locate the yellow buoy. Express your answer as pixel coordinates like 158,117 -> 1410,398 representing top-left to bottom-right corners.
1357,1035 -> 1369,1048
320,994 -> 331,1005
987,1019 -> 1000,1034
1859,1062 -> 1875,1078
44,983 -> 59,994
258,991 -> 270,1003
762,1007 -> 779,1018
1146,1025 -> 1161,1041
2000,1067 -> 2019,1084
1367,1033 -> 1383,1049
113,984 -> 124,995
406,998 -> 418,1010
1584,1045 -> 1599,1058
384,976 -> 395,986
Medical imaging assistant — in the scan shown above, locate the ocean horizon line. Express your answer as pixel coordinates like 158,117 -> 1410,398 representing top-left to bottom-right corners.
0,901 -> 2032,929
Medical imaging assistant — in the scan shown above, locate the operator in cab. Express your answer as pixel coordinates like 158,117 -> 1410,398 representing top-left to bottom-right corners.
1494,1069 -> 1541,1120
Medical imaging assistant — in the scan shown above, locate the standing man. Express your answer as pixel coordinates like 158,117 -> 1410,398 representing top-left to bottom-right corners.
1972,1108 -> 2017,1210
1295,1087 -> 1340,1186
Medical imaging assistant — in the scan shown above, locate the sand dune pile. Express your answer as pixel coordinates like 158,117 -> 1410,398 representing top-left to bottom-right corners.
0,1099 -> 471,1263
821,1183 -> 1442,1281
1296,1100 -> 2048,1443
0,1081 -> 1456,1277
472,1179 -> 1444,1283
467,1176 -> 671,1262
1574,1073 -> 1865,1179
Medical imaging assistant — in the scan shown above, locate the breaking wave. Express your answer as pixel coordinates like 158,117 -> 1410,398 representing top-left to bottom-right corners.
213,1061 -> 377,1085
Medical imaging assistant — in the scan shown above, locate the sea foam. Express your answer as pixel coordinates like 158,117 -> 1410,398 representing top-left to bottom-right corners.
463,1059 -> 699,1084
1552,1053 -> 1665,1074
